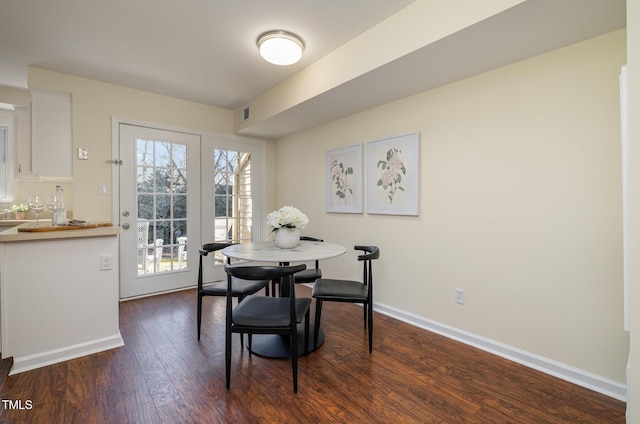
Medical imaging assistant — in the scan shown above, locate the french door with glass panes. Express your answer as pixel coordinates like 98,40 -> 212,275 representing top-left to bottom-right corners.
119,124 -> 201,298
118,124 -> 264,298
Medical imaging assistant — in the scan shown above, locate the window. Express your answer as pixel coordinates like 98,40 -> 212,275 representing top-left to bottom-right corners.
213,148 -> 252,244
201,136 -> 264,274
136,138 -> 188,274
0,121 -> 11,201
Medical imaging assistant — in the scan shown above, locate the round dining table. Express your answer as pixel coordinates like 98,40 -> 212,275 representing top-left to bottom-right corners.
222,239 -> 346,358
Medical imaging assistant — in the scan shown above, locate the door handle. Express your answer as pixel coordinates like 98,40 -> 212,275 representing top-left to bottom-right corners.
122,211 -> 130,217
122,223 -> 130,230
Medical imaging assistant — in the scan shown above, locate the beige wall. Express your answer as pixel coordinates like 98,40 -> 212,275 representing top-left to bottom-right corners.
627,0 -> 639,418
20,68 -> 235,221
275,30 -> 628,383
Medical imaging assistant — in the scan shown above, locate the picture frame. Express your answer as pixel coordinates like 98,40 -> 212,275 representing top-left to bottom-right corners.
366,132 -> 420,216
325,144 -> 363,213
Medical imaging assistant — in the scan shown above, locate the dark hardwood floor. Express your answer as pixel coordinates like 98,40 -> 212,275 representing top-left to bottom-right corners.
0,285 -> 626,423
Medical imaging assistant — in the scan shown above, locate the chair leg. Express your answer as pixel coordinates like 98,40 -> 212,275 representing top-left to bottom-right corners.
304,309 -> 310,356
368,305 -> 373,353
235,297 -> 244,348
291,322 -> 298,394
369,311 -> 373,353
197,293 -> 202,340
363,302 -> 367,329
314,300 -> 323,349
225,327 -> 232,390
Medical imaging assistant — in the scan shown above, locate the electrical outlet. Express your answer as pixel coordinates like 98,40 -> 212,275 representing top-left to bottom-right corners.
100,254 -> 113,271
455,288 -> 465,304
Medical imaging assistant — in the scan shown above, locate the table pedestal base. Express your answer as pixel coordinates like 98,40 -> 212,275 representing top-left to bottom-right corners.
249,323 -> 324,358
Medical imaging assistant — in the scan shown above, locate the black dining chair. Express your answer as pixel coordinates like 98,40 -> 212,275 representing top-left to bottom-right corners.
197,242 -> 270,341
272,236 -> 324,296
224,263 -> 311,393
312,245 -> 380,353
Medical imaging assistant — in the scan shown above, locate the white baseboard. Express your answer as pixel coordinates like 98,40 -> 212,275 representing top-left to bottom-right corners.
374,301 -> 627,402
9,333 -> 125,376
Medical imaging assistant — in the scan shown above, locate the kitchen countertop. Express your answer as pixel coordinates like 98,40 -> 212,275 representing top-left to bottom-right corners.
0,220 -> 28,226
0,222 -> 120,242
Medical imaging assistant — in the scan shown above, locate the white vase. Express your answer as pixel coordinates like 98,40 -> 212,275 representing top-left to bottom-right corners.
274,228 -> 300,249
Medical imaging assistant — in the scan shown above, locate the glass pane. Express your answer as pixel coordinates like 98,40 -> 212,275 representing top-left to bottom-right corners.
172,169 -> 187,193
215,149 -> 227,171
173,195 -> 187,219
173,144 -> 187,168
155,168 -> 171,192
137,166 -> 154,193
137,139 -> 154,167
147,221 -> 157,243
138,195 -> 154,220
156,194 -> 171,219
155,142 -> 171,167
214,195 -> 226,218
174,220 -> 187,241
155,220 -> 171,244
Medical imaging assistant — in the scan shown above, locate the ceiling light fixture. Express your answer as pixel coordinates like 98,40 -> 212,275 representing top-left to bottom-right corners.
257,30 -> 304,66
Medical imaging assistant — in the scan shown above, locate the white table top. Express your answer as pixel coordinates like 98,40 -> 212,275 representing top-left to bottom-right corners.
222,240 -> 346,263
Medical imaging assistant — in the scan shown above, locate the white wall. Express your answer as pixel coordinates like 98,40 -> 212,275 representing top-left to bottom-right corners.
1,234 -> 122,374
275,30 -> 628,386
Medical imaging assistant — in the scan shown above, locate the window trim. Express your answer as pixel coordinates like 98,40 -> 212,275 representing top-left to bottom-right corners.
0,117 -> 15,202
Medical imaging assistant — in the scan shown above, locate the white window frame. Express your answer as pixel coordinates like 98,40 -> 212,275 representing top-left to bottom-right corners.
0,117 -> 15,202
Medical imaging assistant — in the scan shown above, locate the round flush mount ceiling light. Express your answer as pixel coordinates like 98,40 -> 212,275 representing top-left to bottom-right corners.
257,30 -> 304,66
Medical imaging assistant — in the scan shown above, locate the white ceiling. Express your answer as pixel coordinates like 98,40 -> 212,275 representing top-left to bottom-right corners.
0,0 -> 414,109
0,0 -> 627,139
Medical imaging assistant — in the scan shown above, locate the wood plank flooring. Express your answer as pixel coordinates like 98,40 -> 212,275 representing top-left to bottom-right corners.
0,285 -> 626,423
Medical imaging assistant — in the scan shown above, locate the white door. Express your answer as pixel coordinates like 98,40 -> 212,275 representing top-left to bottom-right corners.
119,124 -> 201,298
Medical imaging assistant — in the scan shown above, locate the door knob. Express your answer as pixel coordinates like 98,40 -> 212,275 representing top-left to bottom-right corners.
122,211 -> 130,217
122,223 -> 130,230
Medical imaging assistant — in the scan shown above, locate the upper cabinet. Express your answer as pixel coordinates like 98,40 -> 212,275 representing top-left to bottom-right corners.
30,88 -> 72,181
14,105 -> 31,178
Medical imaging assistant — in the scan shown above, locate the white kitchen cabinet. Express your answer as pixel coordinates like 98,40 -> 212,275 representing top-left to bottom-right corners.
13,105 -> 33,178
30,88 -> 72,180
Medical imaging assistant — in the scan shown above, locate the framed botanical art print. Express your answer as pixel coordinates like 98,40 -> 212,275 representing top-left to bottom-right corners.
326,144 -> 363,213
366,132 -> 420,215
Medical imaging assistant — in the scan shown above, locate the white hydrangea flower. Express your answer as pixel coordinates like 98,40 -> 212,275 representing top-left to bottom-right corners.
267,206 -> 309,230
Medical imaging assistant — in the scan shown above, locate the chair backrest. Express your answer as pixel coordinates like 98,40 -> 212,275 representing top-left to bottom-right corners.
356,245 -> 379,261
354,245 -> 380,294
300,236 -> 323,242
198,242 -> 233,290
225,264 -> 306,283
199,242 -> 233,256
224,264 -> 306,320
177,236 -> 187,267
153,238 -> 164,261
137,219 -> 149,248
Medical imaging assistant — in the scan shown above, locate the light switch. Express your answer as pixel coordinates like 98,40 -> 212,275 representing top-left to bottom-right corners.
78,147 -> 88,160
